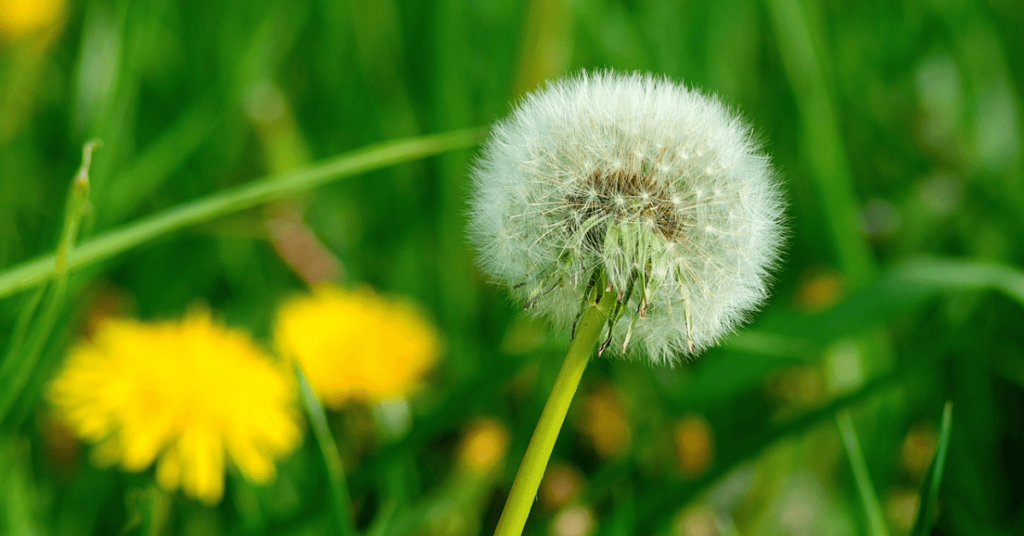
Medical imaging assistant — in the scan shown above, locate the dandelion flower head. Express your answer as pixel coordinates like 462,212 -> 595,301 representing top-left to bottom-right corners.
275,285 -> 441,407
48,310 -> 301,505
470,71 -> 784,362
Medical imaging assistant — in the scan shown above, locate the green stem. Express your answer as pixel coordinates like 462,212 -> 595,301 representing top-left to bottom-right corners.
0,128 -> 484,301
0,142 -> 96,425
296,365 -> 358,536
493,282 -> 615,536
0,281 -> 68,425
836,411 -> 890,536
142,488 -> 173,536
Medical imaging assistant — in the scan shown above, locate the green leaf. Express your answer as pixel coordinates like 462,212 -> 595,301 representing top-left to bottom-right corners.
911,401 -> 954,536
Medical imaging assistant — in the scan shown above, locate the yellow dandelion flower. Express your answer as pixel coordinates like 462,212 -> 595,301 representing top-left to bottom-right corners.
0,0 -> 64,40
275,285 -> 440,408
47,310 -> 301,505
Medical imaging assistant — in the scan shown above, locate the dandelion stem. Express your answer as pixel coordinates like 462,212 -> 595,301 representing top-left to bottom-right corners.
494,277 -> 615,536
296,366 -> 359,536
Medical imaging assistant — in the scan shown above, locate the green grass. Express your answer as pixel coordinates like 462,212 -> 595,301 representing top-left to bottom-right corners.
2,0 -> 1023,535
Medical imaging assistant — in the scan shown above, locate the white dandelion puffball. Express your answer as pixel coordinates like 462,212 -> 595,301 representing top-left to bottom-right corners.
470,71 -> 785,363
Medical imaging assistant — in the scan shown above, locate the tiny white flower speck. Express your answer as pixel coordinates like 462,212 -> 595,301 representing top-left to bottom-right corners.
469,70 -> 784,364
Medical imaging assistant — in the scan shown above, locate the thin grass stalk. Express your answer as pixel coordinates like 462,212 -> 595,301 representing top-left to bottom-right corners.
0,128 -> 484,301
296,365 -> 359,536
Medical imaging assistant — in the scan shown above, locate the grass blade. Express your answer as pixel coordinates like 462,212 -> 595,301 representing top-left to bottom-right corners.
0,128 -> 484,301
895,258 -> 1024,308
763,0 -> 874,287
911,401 -> 953,536
296,365 -> 358,536
0,142 -> 97,425
837,411 -> 890,536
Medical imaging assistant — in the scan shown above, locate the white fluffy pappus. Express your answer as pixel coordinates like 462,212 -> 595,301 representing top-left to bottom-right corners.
469,71 -> 785,364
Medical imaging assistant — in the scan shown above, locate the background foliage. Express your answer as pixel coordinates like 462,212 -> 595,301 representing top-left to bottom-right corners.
1,0 -> 1023,535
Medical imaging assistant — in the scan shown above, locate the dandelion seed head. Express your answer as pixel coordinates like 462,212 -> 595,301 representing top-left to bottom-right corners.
469,70 -> 785,363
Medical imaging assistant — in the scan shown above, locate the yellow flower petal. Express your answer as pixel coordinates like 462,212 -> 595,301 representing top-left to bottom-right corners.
120,410 -> 175,471
156,444 -> 181,491
226,435 -> 275,483
181,427 -> 223,505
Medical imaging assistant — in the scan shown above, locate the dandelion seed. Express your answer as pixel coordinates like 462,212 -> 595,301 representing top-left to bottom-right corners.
47,310 -> 300,505
470,70 -> 784,363
274,285 -> 441,407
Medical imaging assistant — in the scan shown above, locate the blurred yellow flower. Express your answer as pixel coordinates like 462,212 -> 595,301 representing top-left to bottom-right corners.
275,285 -> 440,408
578,384 -> 630,458
48,310 -> 301,505
674,413 -> 714,478
0,0 -> 64,40
900,422 -> 938,479
457,419 -> 509,474
539,463 -> 584,512
793,266 -> 845,313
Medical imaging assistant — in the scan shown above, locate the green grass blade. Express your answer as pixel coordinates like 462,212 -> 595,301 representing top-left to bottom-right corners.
0,282 -> 68,427
911,401 -> 954,536
296,365 -> 358,536
0,128 -> 484,301
895,258 -> 1024,308
762,0 -> 874,287
0,287 -> 45,371
836,411 -> 890,536
0,142 -> 97,425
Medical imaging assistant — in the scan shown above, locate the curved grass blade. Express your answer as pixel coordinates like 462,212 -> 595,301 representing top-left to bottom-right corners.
911,401 -> 953,536
0,128 -> 484,301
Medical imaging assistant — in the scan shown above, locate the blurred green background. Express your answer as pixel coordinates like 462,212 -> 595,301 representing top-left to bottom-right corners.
1,0 -> 1023,535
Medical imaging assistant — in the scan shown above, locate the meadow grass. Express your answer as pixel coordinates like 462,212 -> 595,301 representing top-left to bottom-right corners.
1,0 -> 1023,535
